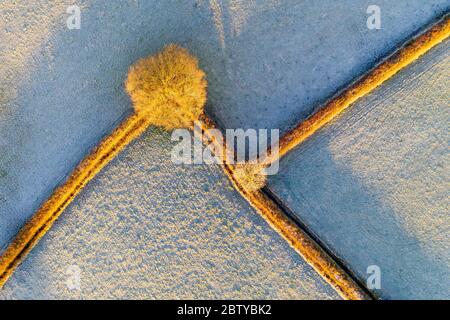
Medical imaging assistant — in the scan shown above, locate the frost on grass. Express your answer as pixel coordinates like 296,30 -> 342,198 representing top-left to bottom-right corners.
125,44 -> 207,130
125,44 -> 268,192
233,163 -> 267,192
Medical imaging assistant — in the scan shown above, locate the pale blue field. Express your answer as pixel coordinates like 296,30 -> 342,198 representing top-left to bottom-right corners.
0,129 -> 341,299
269,40 -> 450,299
0,0 -> 449,299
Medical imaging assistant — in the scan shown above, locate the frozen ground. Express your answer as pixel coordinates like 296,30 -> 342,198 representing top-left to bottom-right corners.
0,129 -> 340,299
0,1 -> 448,254
268,40 -> 450,299
0,0 -> 448,299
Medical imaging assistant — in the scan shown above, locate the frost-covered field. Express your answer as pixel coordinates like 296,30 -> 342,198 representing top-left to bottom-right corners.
0,0 -> 448,299
0,129 -> 342,299
269,40 -> 450,299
